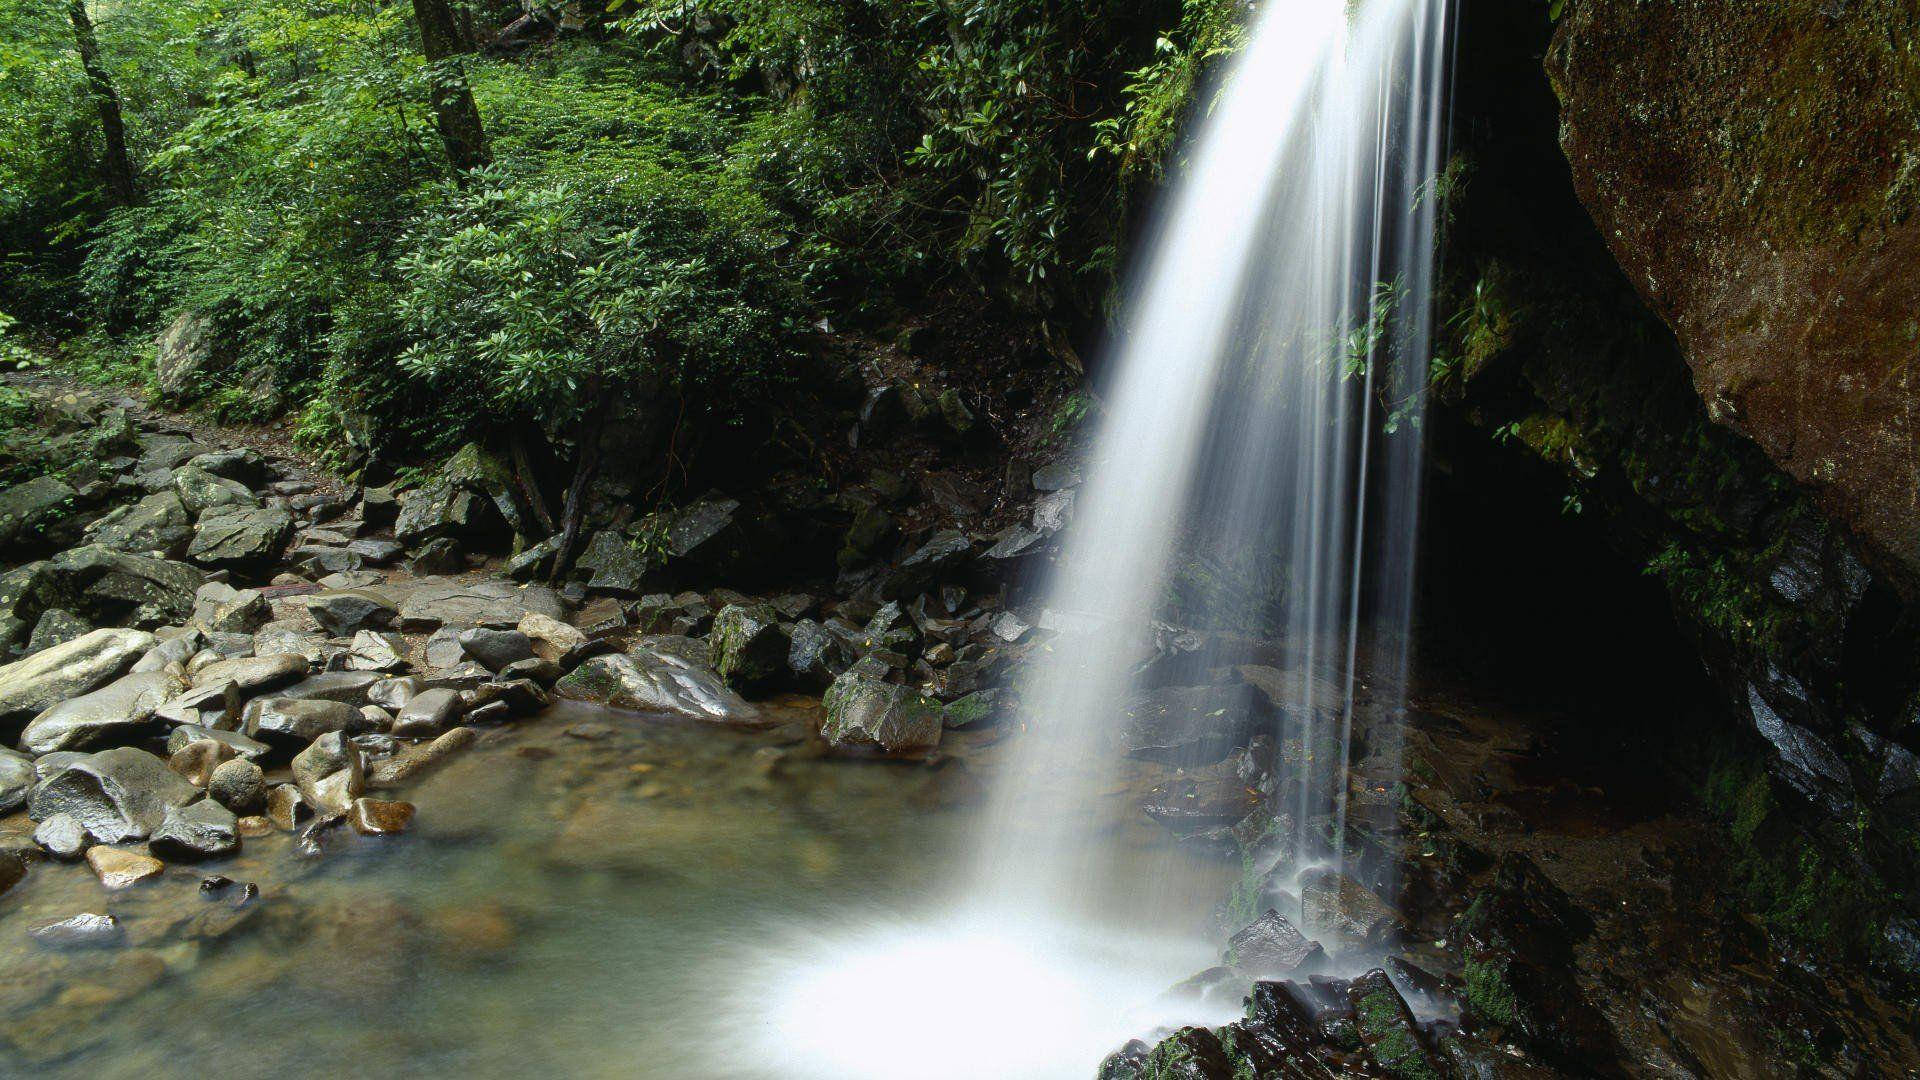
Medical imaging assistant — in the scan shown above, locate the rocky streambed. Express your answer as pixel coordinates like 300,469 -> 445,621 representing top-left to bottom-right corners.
2,379 -> 1917,1078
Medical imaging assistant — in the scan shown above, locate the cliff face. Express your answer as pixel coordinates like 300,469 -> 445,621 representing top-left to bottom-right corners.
1428,0 -> 1920,963
1547,0 -> 1920,599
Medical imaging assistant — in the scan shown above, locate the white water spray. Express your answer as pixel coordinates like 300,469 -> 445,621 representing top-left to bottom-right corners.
750,0 -> 1451,1073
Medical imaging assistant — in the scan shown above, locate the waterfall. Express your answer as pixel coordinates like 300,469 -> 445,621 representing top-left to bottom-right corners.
973,0 -> 1448,946
752,1 -> 1451,1074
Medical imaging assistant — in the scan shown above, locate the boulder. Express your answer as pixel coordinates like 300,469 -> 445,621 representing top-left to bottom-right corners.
303,589 -> 397,635
820,671 -> 942,756
575,529 -> 653,594
33,813 -> 88,860
392,688 -> 462,738
0,747 -> 32,813
83,491 -> 195,559
187,504 -> 293,568
155,310 -> 215,404
171,465 -> 257,515
147,799 -> 240,861
516,611 -> 595,667
346,631 -> 409,673
46,546 -> 204,628
1549,2 -> 1920,596
0,475 -> 81,557
394,477 -> 494,548
191,582 -> 269,634
709,603 -> 790,690
86,845 -> 165,889
27,747 -> 198,843
244,698 -> 364,745
29,911 -> 122,948
20,669 -> 189,754
292,731 -> 364,813
787,619 -> 855,687
0,628 -> 155,726
207,757 -> 266,813
25,609 -> 92,656
407,536 -> 465,575
1348,969 -> 1441,1080
457,628 -> 534,672
1299,868 -> 1401,950
553,649 -> 759,724
1121,684 -> 1271,767
1227,910 -> 1327,977
396,579 -> 567,632
883,529 -> 972,599
166,724 -> 270,761
348,797 -> 415,835
192,652 -> 307,693
167,737 -> 236,786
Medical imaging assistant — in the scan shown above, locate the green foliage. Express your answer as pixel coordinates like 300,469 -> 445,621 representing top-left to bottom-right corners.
1092,0 -> 1247,182
1461,956 -> 1521,1028
391,168 -> 798,442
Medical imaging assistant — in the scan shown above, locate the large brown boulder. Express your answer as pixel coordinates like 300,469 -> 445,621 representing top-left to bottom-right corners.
1548,1 -> 1920,596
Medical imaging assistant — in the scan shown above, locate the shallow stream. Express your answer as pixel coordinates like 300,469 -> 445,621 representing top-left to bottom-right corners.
0,702 -> 1233,1079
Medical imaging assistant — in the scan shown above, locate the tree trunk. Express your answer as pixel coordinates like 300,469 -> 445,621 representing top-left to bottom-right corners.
66,0 -> 136,206
411,0 -> 490,175
550,395 -> 611,583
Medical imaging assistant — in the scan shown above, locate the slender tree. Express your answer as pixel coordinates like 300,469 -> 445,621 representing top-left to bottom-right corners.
65,0 -> 136,205
411,0 -> 489,175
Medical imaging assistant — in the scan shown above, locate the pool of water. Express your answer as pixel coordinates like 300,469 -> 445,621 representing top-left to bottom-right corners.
0,702 -> 1235,1078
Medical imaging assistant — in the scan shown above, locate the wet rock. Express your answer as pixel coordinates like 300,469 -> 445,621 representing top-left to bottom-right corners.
1229,909 -> 1328,977
1031,459 -> 1082,491
47,546 -> 203,628
710,603 -> 791,690
87,845 -> 165,889
787,619 -> 855,687
0,747 -> 31,813
167,737 -> 237,786
367,726 -> 477,786
419,662 -> 494,692
1437,1032 -> 1561,1080
349,538 -> 404,565
1300,868 -> 1402,950
251,625 -> 330,665
84,491 -> 194,559
34,813 -> 87,860
395,579 -> 568,632
554,649 -> 759,724
20,669 -> 188,754
25,608 -> 93,655
349,797 -> 415,835
30,912 -> 122,949
517,611 -> 598,668
392,687 -> 462,738
463,678 -> 547,716
208,757 -> 266,813
1143,740 -> 1274,832
1348,969 -> 1440,1080
940,688 -> 1006,730
0,475 -> 81,556
883,529 -> 972,599
575,529 -> 654,594
292,731 -> 365,813
1121,683 -> 1270,767
499,656 -> 563,685
187,504 -> 293,568
0,628 -> 155,726
154,680 -> 241,729
346,630 -> 409,673
244,697 -> 364,745
367,676 -> 423,711
193,652 -> 307,693
190,581 -> 269,634
166,724 -> 269,761
276,670 -> 383,705
171,465 -> 257,515
28,748 -> 198,843
148,799 -> 240,861
265,784 -> 311,830
820,670 -> 942,755
407,536 -> 465,575
303,589 -> 397,635
458,627 -> 535,672
423,628 -> 466,669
